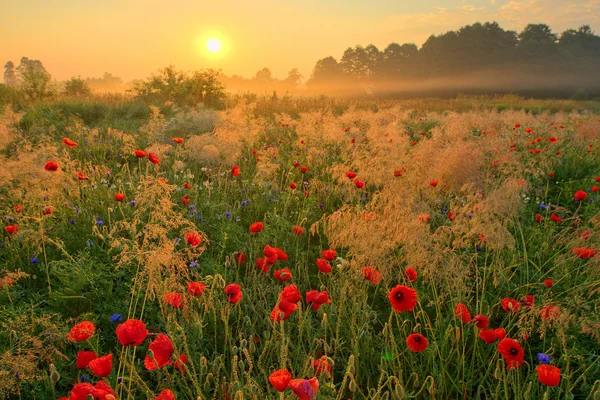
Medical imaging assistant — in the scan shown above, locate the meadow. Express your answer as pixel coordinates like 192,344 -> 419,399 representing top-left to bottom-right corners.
1,94 -> 599,400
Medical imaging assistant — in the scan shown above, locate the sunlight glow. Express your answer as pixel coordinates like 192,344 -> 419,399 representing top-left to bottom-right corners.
207,38 -> 222,53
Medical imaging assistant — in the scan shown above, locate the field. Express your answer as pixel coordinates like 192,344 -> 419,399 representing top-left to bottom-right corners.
1,95 -> 600,399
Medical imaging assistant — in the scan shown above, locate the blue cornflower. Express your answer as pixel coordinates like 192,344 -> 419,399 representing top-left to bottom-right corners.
189,260 -> 199,268
96,220 -> 104,226
69,219 -> 76,224
30,257 -> 38,264
476,246 -> 483,252
110,313 -> 123,323
87,240 -> 94,247
318,203 -> 324,210
226,212 -> 232,218
80,375 -> 90,382
130,200 -> 137,206
540,203 -> 548,210
537,353 -> 551,364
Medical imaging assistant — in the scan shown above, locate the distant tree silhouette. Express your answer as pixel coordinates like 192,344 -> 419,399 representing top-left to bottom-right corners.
3,61 -> 18,87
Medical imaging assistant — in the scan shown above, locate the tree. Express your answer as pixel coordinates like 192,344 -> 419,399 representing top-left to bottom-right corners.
3,61 -> 18,87
64,76 -> 91,96
254,68 -> 275,83
518,24 -> 558,61
16,57 -> 52,99
282,68 -> 303,89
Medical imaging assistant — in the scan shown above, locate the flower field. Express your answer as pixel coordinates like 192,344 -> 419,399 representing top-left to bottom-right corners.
1,97 -> 599,399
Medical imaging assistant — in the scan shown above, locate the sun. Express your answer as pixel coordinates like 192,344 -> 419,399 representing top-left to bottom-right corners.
207,38 -> 222,53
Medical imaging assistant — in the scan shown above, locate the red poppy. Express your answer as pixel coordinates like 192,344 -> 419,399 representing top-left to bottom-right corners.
69,382 -> 116,400
225,284 -> 242,304
89,354 -> 112,377
418,214 -> 430,223
550,213 -> 562,223
231,165 -> 240,177
406,333 -> 428,352
174,354 -> 188,372
447,211 -> 456,221
290,182 -> 297,190
185,231 -> 202,248
354,179 -> 365,189
134,150 -> 147,158
13,204 -> 24,213
473,314 -> 489,329
455,303 -> 472,323
404,267 -> 417,282
187,281 -> 206,296
388,285 -> 417,313
155,389 -> 176,400
520,295 -> 535,307
75,351 -> 97,369
256,258 -> 270,273
478,329 -> 498,344
164,292 -> 183,308
269,369 -> 291,392
144,334 -> 174,370
148,153 -> 160,164
250,222 -> 264,234
593,186 -> 599,193
494,328 -> 506,340
536,364 -> 561,387
184,182 -> 190,189
429,180 -> 438,187
300,166 -> 308,173
45,161 -> 59,172
76,172 -> 88,180
62,137 -> 78,148
5,225 -> 18,235
515,123 -> 521,128
501,298 -> 520,313
540,305 -> 560,320
313,356 -> 332,378
572,247 -> 595,259
306,290 -> 331,310
393,170 -> 403,177
316,258 -> 332,273
292,226 -> 304,236
526,128 -> 533,133
293,161 -> 300,168
548,136 -> 558,143
68,321 -> 96,342
362,266 -> 382,285
574,190 -> 587,201
275,248 -> 288,261
321,249 -> 336,261
497,338 -> 524,369
345,171 -> 356,179
535,214 -> 542,223
544,279 -> 553,288
281,284 -> 301,303
116,319 -> 148,346
43,207 -> 53,215
271,298 -> 298,321
289,377 -> 319,400
235,252 -> 246,263
181,195 -> 190,205
274,268 -> 292,281
173,137 -> 184,144
114,193 -> 125,202
596,176 -> 600,182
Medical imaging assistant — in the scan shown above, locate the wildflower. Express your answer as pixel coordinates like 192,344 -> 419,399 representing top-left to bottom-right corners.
43,207 -> 53,215
520,295 -> 535,307
144,334 -> 174,370
494,328 -> 506,340
116,319 -> 148,346
250,222 -> 264,234
290,182 -> 297,190
362,266 -> 382,285
404,267 -> 417,282
388,285 -> 417,313
345,171 -> 357,179
109,314 -> 123,323
313,356 -> 332,378
306,290 -> 331,310
281,284 -> 302,303
473,314 -> 489,329
232,165 -> 240,176
540,305 -> 560,320
406,333 -> 428,352
174,354 -> 188,372
181,195 -> 190,205
316,258 -> 332,274
497,338 -> 524,369
62,137 -> 78,148
269,369 -> 292,392
155,389 -> 176,400
300,166 -> 308,173
572,247 -> 595,259
478,329 -> 497,344
235,252 -> 246,263
224,284 -> 242,304
173,137 -> 184,144
535,214 -> 542,223
550,213 -> 562,223
429,180 -> 438,187
321,249 -> 336,261
455,303 -> 472,323
5,225 -> 18,235
354,179 -> 365,189
68,321 -> 95,342
13,204 -> 24,213
75,351 -> 97,369
447,211 -> 456,221
574,190 -> 587,201
88,354 -> 112,377
69,382 -> 116,400
274,268 -> 292,281
544,279 -> 553,288
289,377 -> 319,400
76,172 -> 88,180
114,193 -> 125,202
292,226 -> 304,236
270,298 -> 297,322
148,152 -> 160,164
185,231 -> 202,248
164,292 -> 183,308
501,298 -> 521,313
187,282 -> 206,296
44,161 -> 59,172
537,364 -> 561,387
538,353 -> 551,364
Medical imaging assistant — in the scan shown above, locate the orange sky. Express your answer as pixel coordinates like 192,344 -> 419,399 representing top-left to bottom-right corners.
2,0 -> 599,81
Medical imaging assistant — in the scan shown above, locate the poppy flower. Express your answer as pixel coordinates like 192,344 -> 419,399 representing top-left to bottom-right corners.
535,214 -> 542,223
134,150 -> 147,158
148,153 -> 160,164
164,292 -> 183,308
404,267 -> 417,282
313,356 -> 332,378
526,128 -> 533,133
418,214 -> 430,223
250,222 -> 264,234
187,281 -> 206,296
388,285 -> 417,313
362,266 -> 382,285
115,193 -> 125,202
292,226 -> 304,236
89,354 -> 112,377
174,354 -> 188,372
281,284 -> 301,303
181,195 -> 190,205
116,319 -> 148,346
548,136 -> 557,143
5,225 -> 18,235
455,303 -> 472,323
478,329 -> 497,344
232,165 -> 240,177
497,338 -> 524,369
540,305 -> 560,320
572,247 -> 595,259
224,284 -> 242,304
185,231 -> 202,248
306,290 -> 331,310
501,298 -> 520,313
235,252 -> 246,263
75,351 -> 97,369
293,161 -> 300,168
520,295 -> 535,307
275,248 -> 288,261
345,171 -> 357,179
406,333 -> 428,352
393,170 -> 403,177
43,207 -> 53,215
76,172 -> 88,180
593,186 -> 599,193
494,328 -> 506,340
62,137 -> 78,148
144,334 -> 174,370
429,180 -> 438,187
321,249 -> 336,261
473,314 -> 489,329
536,364 -> 561,387
354,179 -> 365,189
289,377 -> 319,400
45,161 -> 59,172
173,137 -> 184,144
544,279 -> 553,288
447,211 -> 456,221
515,123 -> 521,128
155,389 -> 176,400
269,369 -> 291,392
13,204 -> 24,213
274,268 -> 292,281
256,258 -> 270,273
300,166 -> 308,173
316,258 -> 332,274
290,182 -> 297,190
271,298 -> 298,321
68,321 -> 96,342
68,383 -> 98,400
550,213 -> 562,223
184,182 -> 190,189
574,190 -> 587,201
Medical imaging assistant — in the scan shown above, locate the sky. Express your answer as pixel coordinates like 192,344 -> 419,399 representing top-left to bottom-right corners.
1,0 -> 599,81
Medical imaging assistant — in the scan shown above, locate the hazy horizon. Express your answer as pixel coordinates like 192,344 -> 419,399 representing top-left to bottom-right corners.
2,0 -> 600,82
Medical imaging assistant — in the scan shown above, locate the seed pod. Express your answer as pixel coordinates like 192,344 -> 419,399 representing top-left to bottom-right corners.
238,361 -> 245,371
349,379 -> 356,393
232,346 -> 239,355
